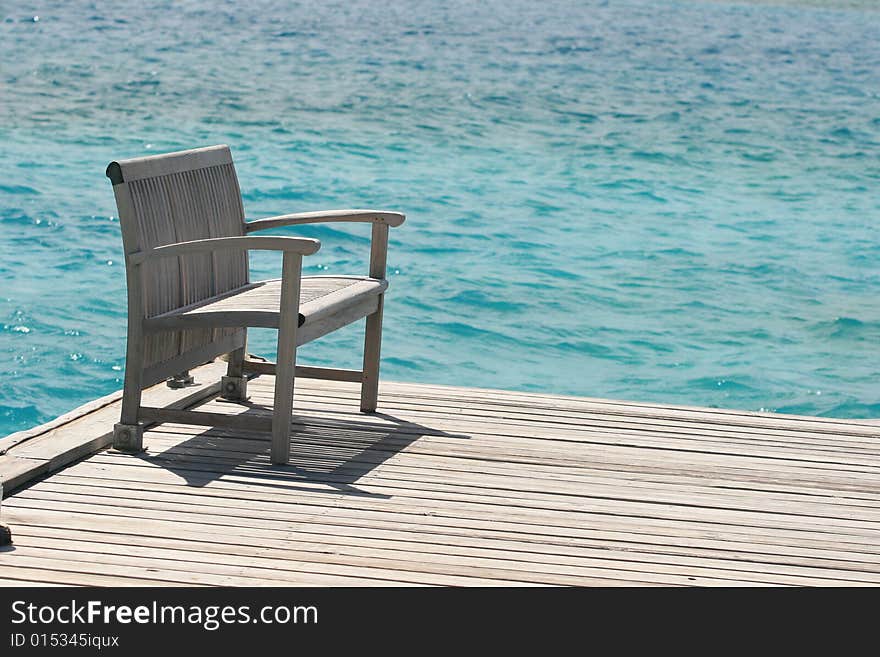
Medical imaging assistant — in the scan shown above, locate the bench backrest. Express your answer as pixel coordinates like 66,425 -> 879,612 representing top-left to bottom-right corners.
107,145 -> 249,382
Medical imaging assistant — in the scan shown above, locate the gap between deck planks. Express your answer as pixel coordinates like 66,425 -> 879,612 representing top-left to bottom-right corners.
2,365 -> 880,586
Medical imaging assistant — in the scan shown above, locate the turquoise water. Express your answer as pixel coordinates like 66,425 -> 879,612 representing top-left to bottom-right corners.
1,0 -> 879,435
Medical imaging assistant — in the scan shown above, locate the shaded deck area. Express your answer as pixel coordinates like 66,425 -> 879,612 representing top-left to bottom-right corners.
2,367 -> 880,586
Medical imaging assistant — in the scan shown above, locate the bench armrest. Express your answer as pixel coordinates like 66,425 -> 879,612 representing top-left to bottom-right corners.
128,236 -> 320,265
244,209 -> 405,233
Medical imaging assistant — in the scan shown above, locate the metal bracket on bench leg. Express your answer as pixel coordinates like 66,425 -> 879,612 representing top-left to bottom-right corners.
112,422 -> 145,453
166,370 -> 194,389
220,375 -> 248,401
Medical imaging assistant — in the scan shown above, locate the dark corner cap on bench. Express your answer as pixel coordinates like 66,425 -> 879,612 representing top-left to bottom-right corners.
106,161 -> 124,185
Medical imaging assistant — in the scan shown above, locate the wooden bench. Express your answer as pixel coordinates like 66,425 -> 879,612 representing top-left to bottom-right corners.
106,144 -> 404,464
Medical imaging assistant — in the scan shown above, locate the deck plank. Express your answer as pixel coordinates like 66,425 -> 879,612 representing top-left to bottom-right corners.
2,371 -> 880,586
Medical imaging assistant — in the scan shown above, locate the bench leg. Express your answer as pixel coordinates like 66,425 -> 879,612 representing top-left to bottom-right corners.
360,295 -> 384,413
271,337 -> 296,465
271,253 -> 302,465
114,330 -> 145,452
221,343 -> 248,401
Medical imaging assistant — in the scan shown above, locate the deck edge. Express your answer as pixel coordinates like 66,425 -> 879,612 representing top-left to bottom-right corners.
0,360 -> 228,495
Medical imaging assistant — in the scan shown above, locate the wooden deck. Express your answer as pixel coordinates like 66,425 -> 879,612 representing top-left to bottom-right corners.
2,364 -> 880,586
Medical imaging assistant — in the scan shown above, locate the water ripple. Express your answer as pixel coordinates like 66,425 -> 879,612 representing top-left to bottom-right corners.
1,0 -> 879,434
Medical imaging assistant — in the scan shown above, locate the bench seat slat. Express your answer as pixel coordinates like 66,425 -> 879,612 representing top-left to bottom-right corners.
143,275 -> 388,332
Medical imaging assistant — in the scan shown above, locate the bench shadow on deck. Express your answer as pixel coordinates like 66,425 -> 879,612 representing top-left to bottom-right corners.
140,405 -> 469,498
